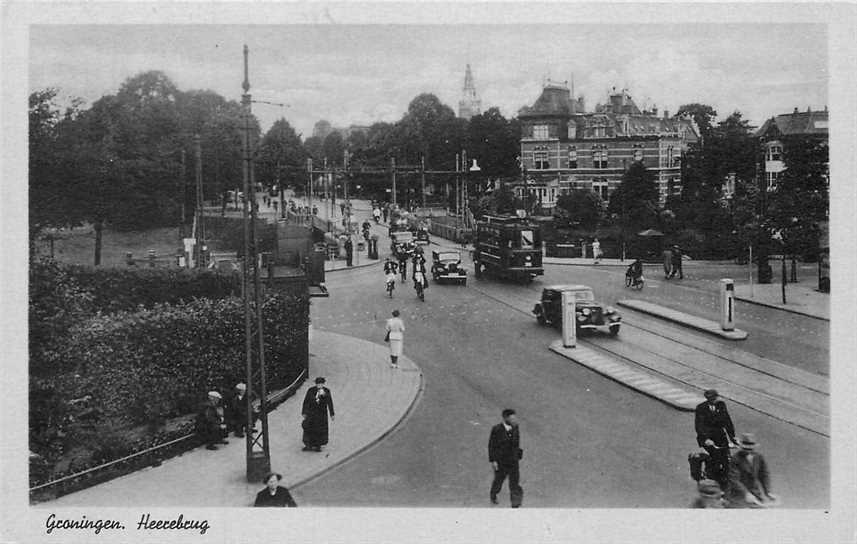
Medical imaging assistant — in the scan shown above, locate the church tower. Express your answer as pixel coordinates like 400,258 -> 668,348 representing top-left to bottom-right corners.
458,64 -> 482,119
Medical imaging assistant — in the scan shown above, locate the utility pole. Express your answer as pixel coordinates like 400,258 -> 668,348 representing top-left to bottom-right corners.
194,134 -> 204,264
180,149 -> 186,228
421,155 -> 427,209
455,153 -> 460,217
391,156 -> 397,208
306,158 -> 313,221
241,44 -> 271,482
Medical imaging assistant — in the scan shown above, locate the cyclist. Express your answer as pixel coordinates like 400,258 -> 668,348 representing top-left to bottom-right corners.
626,258 -> 644,288
383,258 -> 399,296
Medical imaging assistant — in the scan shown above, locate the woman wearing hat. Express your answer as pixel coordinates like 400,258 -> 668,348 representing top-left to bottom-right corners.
725,433 -> 778,508
254,472 -> 297,507
301,377 -> 335,452
196,391 -> 228,451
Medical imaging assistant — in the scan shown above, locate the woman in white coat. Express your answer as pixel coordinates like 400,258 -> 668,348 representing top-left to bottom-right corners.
385,309 -> 405,368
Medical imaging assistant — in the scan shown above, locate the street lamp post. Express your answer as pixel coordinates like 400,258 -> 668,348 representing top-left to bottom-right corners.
241,45 -> 271,482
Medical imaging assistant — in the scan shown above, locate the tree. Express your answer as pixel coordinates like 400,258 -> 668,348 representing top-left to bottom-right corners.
466,107 -> 519,177
256,118 -> 307,190
676,103 -> 717,141
554,190 -> 603,231
472,182 -> 522,218
322,131 -> 345,165
608,162 -> 659,233
303,136 -> 324,162
767,135 -> 829,259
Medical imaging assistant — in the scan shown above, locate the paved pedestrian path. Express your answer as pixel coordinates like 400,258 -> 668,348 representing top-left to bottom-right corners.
42,329 -> 423,507
617,299 -> 748,340
549,341 -> 702,410
543,257 -> 630,267
734,282 -> 829,321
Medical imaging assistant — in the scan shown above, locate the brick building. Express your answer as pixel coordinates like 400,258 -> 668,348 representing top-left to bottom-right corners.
515,82 -> 698,209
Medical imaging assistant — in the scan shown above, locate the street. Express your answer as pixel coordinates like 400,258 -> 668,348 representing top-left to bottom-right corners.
292,207 -> 829,508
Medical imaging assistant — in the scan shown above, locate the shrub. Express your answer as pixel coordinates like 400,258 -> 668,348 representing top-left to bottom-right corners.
59,292 -> 309,426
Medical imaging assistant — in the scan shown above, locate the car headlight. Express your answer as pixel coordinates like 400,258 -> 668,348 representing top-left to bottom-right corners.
582,308 -> 591,316
576,315 -> 586,322
605,306 -> 616,314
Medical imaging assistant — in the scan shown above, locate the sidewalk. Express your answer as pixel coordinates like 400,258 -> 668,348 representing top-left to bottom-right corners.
543,257 -> 629,267
42,329 -> 423,507
617,299 -> 749,340
734,281 -> 829,321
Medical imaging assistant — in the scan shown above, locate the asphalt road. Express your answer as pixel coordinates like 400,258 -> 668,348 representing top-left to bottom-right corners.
295,240 -> 829,507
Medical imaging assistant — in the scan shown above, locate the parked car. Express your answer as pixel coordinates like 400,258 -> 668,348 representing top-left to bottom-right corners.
431,250 -> 467,285
413,227 -> 430,245
532,284 -> 621,336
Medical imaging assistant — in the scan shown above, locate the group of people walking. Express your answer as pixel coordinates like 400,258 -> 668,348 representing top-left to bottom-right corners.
690,389 -> 778,508
195,383 -> 260,451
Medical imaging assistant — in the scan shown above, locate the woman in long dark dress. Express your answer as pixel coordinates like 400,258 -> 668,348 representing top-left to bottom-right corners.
254,472 -> 297,507
301,377 -> 335,452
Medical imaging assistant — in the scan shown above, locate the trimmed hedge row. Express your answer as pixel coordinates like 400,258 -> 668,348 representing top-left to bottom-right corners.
57,292 -> 308,426
61,264 -> 240,314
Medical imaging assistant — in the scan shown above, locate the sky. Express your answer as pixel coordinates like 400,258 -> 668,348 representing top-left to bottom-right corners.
29,24 -> 828,137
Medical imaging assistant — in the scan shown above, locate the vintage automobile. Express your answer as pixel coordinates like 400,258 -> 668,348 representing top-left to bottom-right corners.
413,226 -> 430,245
431,250 -> 467,285
532,284 -> 621,336
390,230 -> 415,255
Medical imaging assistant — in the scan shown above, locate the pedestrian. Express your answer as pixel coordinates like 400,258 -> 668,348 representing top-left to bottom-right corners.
301,377 -> 335,452
690,479 -> 725,508
725,433 -> 778,508
195,391 -> 228,451
489,408 -> 524,508
273,200 -> 279,214
694,389 -> 738,488
382,204 -> 389,223
254,472 -> 297,507
385,310 -> 405,369
312,205 -> 318,216
344,237 -> 354,267
663,246 -> 673,279
226,383 -> 257,438
592,238 -> 601,264
397,250 -> 408,281
670,245 -> 683,279
340,202 -> 345,216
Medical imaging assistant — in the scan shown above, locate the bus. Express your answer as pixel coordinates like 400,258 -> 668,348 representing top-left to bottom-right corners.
473,215 -> 544,283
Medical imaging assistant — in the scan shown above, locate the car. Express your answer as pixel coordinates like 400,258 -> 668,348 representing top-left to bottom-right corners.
390,231 -> 415,254
532,284 -> 621,336
413,227 -> 430,245
431,250 -> 467,285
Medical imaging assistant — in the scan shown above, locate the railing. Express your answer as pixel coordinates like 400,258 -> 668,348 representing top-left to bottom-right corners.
29,369 -> 308,498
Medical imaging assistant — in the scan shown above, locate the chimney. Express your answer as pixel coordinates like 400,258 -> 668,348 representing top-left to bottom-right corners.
793,107 -> 799,114
663,110 -> 670,119
807,106 -> 811,113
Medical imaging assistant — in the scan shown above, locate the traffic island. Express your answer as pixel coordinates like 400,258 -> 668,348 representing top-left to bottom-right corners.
617,299 -> 748,340
549,340 -> 701,411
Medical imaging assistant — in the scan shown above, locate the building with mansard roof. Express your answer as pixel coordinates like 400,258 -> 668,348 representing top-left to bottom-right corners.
515,82 -> 698,209
755,106 -> 828,192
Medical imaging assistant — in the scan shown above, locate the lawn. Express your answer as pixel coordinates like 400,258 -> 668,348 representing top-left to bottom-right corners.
34,225 -> 185,267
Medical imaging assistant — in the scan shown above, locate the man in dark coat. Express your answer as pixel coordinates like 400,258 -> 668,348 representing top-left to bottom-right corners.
344,237 -> 354,267
670,245 -> 684,279
489,408 -> 524,508
301,377 -> 335,452
254,472 -> 298,507
226,383 -> 257,438
694,389 -> 737,486
196,391 -> 228,451
726,433 -> 778,508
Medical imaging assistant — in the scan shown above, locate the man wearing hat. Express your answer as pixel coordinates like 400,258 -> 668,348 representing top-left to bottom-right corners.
227,383 -> 257,438
726,433 -> 777,508
670,244 -> 684,279
694,389 -> 737,486
196,391 -> 228,451
690,479 -> 725,508
301,377 -> 335,452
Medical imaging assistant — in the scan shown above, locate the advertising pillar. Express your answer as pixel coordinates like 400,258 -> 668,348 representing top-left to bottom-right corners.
720,278 -> 735,331
561,291 -> 577,348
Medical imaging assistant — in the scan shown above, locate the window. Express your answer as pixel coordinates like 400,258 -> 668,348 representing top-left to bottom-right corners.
533,125 -> 549,139
633,146 -> 643,162
666,146 -> 674,166
567,147 -> 578,169
592,146 -> 608,169
520,230 -> 534,249
592,179 -> 609,200
766,171 -> 779,191
594,126 -> 606,138
534,148 -> 550,170
767,145 -> 783,162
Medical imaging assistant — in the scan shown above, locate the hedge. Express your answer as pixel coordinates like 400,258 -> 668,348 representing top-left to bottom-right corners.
60,265 -> 240,314
56,292 -> 308,426
203,215 -> 277,256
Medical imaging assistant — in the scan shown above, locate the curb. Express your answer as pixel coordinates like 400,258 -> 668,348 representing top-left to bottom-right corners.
543,259 -> 628,267
734,295 -> 829,322
324,259 -> 381,273
617,300 -> 748,340
290,341 -> 424,491
549,340 -> 700,411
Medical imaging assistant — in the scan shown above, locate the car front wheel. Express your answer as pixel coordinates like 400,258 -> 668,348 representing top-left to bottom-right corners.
609,325 -> 620,336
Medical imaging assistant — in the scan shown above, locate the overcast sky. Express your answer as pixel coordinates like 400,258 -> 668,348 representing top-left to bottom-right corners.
29,24 -> 828,137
